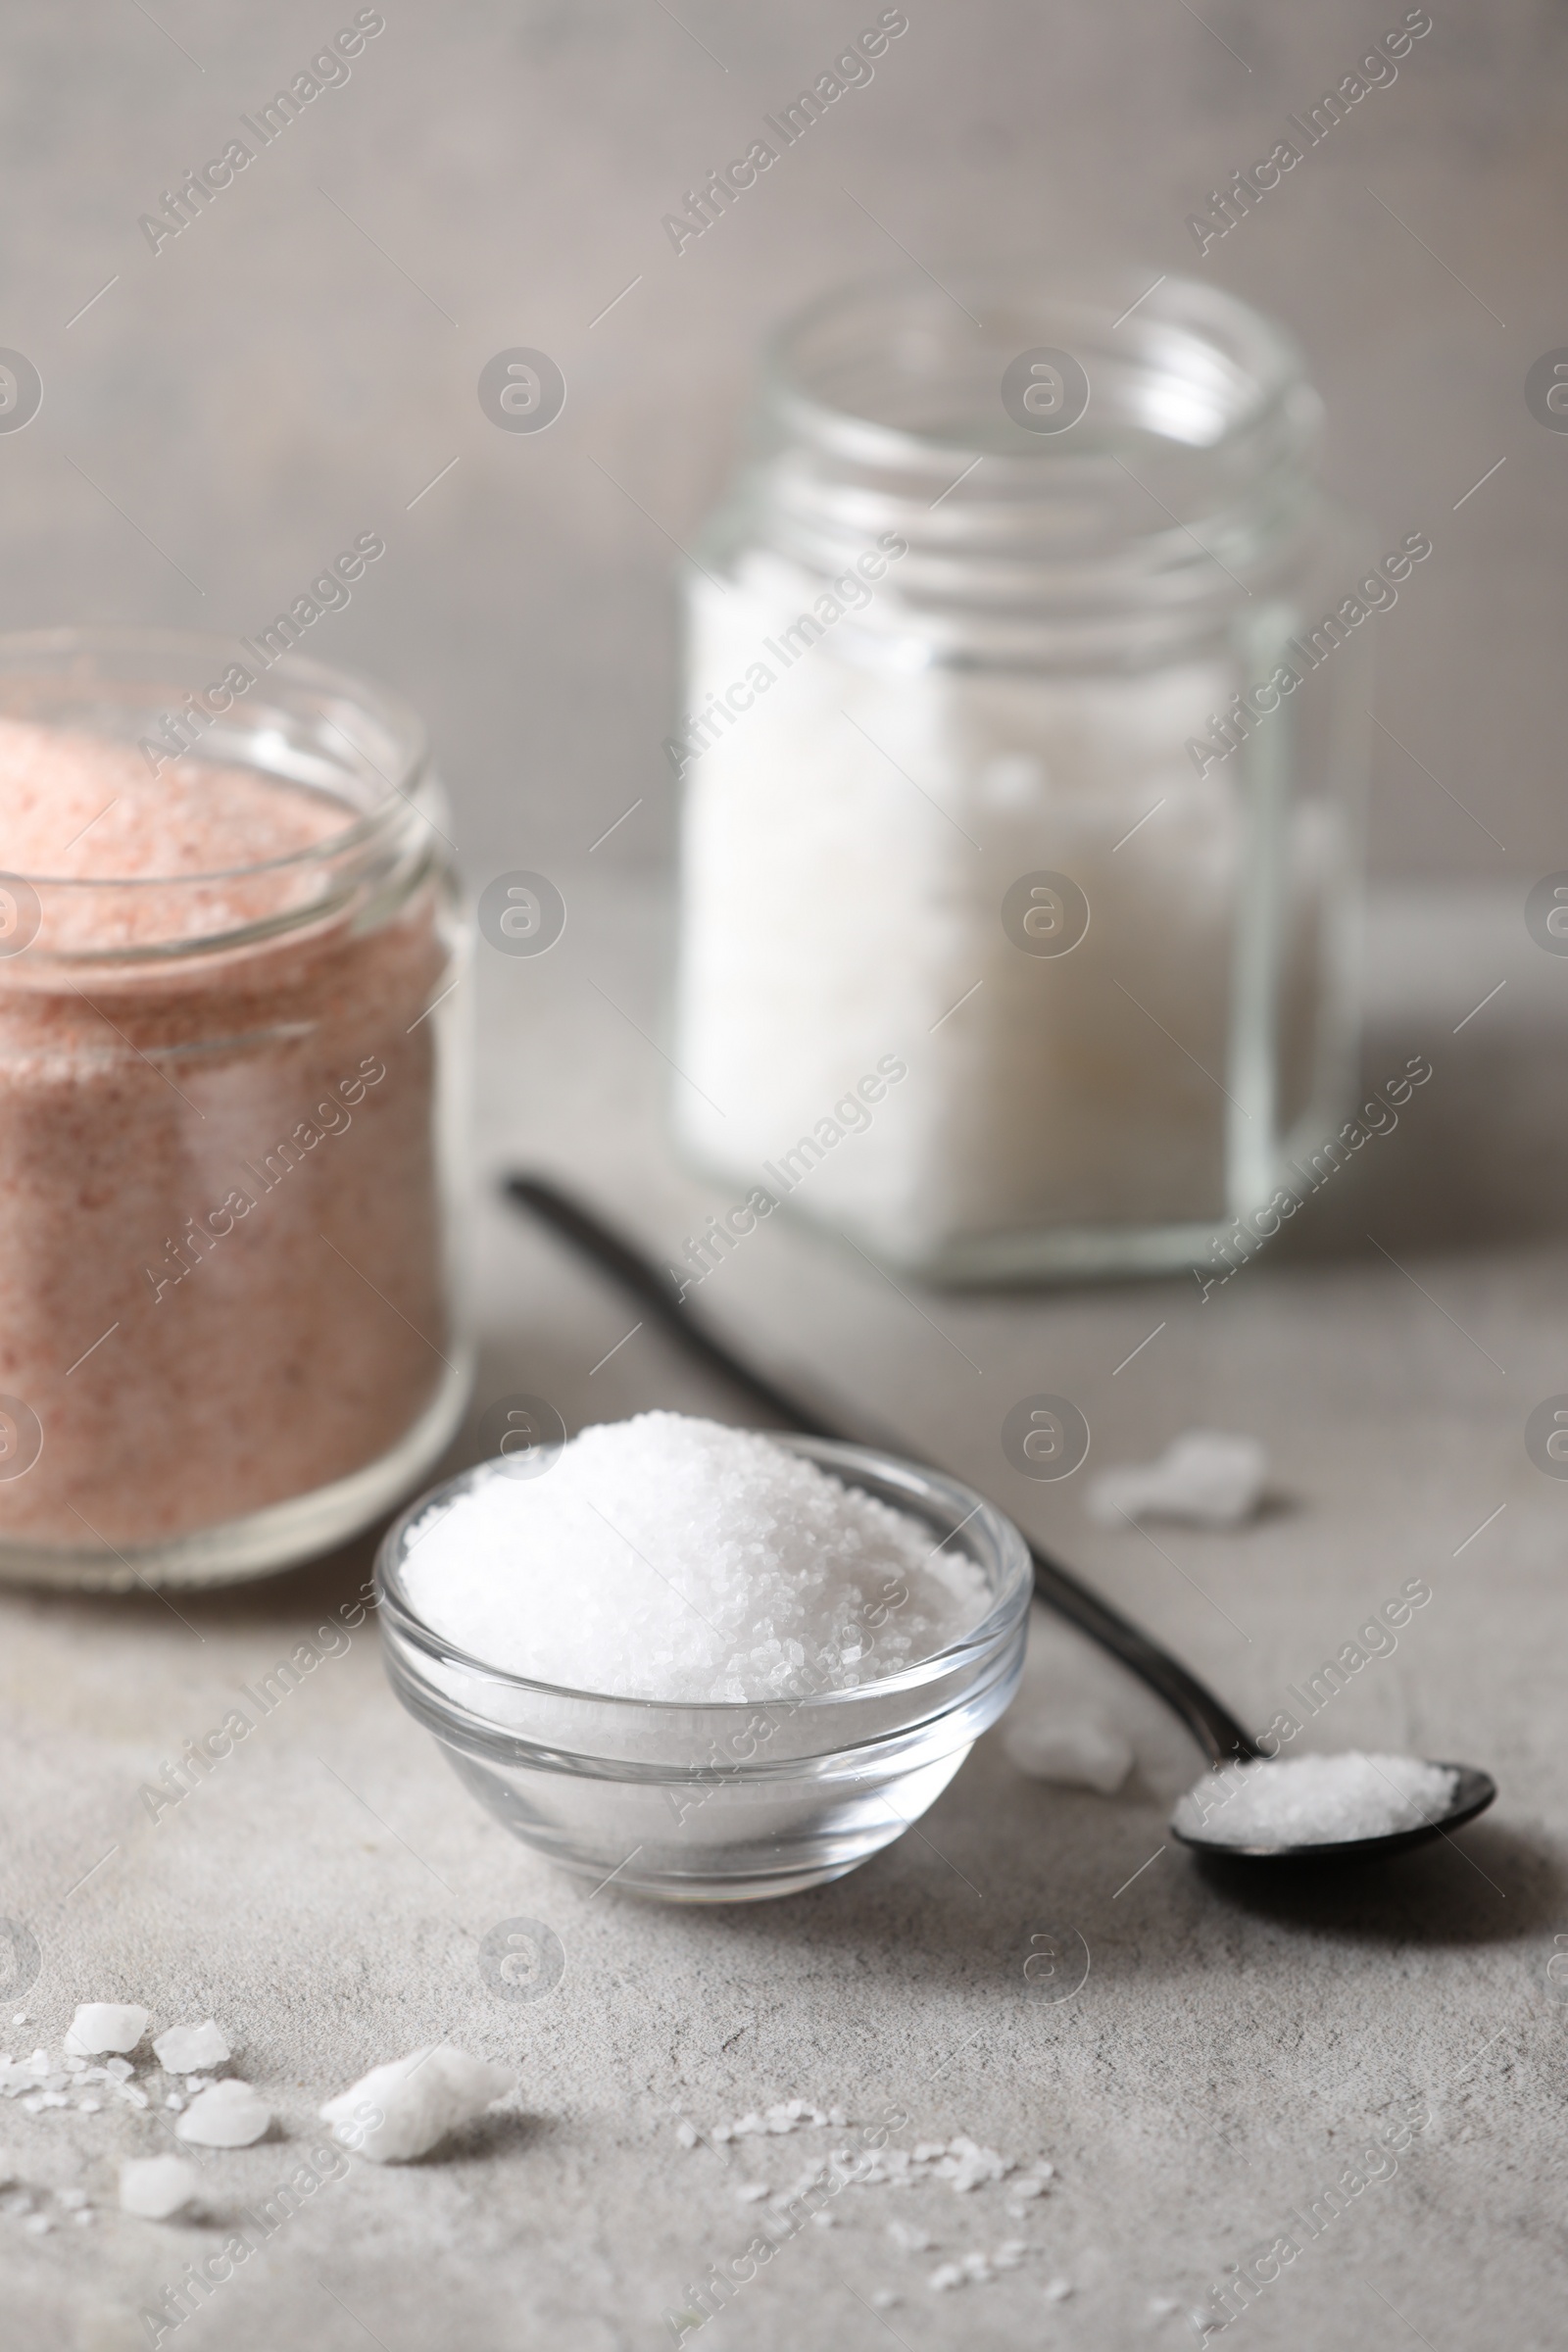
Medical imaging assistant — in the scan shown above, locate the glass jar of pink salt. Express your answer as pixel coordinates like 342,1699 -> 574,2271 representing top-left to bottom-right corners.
0,628 -> 471,1589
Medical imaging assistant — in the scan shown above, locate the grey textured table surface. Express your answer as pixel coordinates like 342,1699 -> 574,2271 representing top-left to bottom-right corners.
3,876 -> 1565,2352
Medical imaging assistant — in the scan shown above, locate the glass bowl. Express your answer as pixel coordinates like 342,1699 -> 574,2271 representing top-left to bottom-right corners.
373,1436 -> 1032,1902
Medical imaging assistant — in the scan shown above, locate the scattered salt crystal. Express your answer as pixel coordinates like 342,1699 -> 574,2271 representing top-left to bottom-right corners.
870,2289 -> 900,2309
1045,2278 -> 1074,2301
23,2210 -> 51,2234
675,2122 -> 699,2149
165,2094 -> 184,2111
175,2079 -> 271,2148
923,2241 -> 1034,2292
735,2181 -> 770,2203
74,2099 -> 100,2114
680,2110 -> 1057,2218
321,2044 -> 513,2164
827,2106 -> 848,2128
21,2097 -> 46,2115
183,2077 -> 214,2093
153,2021 -> 230,2075
1150,2296 -> 1179,2316
399,1414 -> 988,1702
1087,1431 -> 1267,1529
0,2189 -> 32,2216
810,2209 -> 835,2228
10,2017 -> 25,2027
1173,1753 -> 1459,1848
63,2005 -> 149,2058
120,2157 -> 200,2220
1003,1711 -> 1133,1794
57,2188 -> 87,2210
889,2222 -> 932,2253
937,2136 -> 1011,2192
73,2209 -> 93,2226
102,2059 -> 134,2082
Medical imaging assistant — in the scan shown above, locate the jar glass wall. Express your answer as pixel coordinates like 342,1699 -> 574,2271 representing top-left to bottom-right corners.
670,270 -> 1370,1282
0,629 -> 472,1588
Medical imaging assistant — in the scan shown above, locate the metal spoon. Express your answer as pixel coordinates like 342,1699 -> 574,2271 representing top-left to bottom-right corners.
501,1174 -> 1496,1866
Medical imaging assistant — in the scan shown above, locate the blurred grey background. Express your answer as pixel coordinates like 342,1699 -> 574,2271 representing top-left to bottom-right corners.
0,0 -> 1561,893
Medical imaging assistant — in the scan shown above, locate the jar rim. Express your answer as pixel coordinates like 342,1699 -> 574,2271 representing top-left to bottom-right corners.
703,266 -> 1322,664
760,263 -> 1311,473
0,624 -> 428,883
0,625 -> 447,969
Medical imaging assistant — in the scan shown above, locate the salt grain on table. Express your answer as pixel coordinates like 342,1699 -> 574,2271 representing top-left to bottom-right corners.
152,2021 -> 230,2075
1086,1430 -> 1267,1529
63,2004 -> 149,2057
321,2044 -> 513,2164
1002,1710 -> 1134,1793
120,2156 -> 200,2221
174,2079 -> 271,2148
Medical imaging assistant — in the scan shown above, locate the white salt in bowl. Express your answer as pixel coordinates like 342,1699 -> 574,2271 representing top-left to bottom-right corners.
374,1437 -> 1031,1901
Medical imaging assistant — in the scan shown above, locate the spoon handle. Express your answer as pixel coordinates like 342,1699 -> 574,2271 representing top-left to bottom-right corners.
503,1174 -> 1260,1769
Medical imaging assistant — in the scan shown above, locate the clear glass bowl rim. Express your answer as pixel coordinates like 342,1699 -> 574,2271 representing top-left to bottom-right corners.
374,1433 -> 1034,1719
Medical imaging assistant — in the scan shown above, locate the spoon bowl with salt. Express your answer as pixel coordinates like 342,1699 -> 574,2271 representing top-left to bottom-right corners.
504,1174 -> 1498,1873
1168,1752 -> 1497,1864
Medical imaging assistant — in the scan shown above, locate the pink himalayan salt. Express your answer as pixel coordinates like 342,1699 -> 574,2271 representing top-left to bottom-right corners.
0,717 -> 451,1554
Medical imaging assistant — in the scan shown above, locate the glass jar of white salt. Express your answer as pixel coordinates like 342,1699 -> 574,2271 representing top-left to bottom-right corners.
669,270 -> 1370,1280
